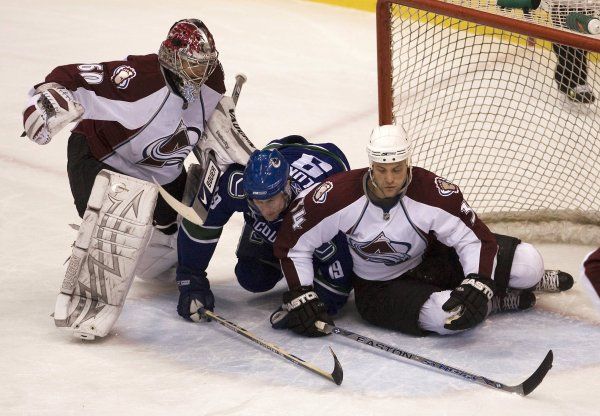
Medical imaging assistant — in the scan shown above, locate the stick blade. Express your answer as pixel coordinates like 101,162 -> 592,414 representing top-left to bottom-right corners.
329,346 -> 344,385
519,350 -> 553,396
152,177 -> 205,226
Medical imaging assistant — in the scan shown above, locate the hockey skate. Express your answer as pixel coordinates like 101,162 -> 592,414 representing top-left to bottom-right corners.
534,270 -> 574,292
559,83 -> 596,104
490,291 -> 536,314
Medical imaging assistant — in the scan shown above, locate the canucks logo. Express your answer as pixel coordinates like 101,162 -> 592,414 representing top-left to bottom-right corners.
348,232 -> 412,266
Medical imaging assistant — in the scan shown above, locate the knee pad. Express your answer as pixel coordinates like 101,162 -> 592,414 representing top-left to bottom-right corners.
53,170 -> 157,339
508,243 -> 544,290
235,257 -> 281,293
417,290 -> 458,336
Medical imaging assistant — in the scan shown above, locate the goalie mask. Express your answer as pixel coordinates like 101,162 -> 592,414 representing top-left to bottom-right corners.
366,124 -> 413,197
158,18 -> 219,102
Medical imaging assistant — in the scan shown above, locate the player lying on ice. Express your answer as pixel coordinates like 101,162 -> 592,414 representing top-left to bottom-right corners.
271,125 -> 573,337
21,18 -> 235,340
176,137 -> 355,322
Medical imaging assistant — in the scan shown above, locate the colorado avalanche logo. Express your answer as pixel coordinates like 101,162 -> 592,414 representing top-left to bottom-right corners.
312,181 -> 333,204
348,232 -> 412,266
435,176 -> 459,197
111,65 -> 136,89
137,121 -> 192,168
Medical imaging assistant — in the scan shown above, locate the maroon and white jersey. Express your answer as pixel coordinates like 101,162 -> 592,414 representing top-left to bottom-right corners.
26,54 -> 225,184
275,167 -> 498,288
582,248 -> 600,299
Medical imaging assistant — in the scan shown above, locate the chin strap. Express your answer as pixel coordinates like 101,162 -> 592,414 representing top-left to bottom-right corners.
367,165 -> 413,199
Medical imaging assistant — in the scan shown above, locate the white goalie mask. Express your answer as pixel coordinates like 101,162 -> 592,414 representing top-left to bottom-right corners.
366,124 -> 413,196
158,19 -> 219,102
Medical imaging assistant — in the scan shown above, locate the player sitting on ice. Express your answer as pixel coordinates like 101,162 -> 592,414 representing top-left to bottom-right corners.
21,18 -> 237,339
272,125 -> 573,337
176,137 -> 354,322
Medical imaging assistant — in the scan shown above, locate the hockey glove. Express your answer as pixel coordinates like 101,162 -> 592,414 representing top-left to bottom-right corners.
177,269 -> 215,322
22,83 -> 84,145
442,274 -> 495,331
280,286 -> 333,337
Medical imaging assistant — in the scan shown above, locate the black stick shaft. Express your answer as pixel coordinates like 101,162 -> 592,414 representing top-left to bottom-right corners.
319,322 -> 551,395
203,310 -> 343,385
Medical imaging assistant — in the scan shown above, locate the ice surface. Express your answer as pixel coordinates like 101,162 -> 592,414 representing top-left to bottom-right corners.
1,1 -> 599,415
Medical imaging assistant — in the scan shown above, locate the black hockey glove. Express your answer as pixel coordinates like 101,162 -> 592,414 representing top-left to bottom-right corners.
442,274 -> 495,331
177,270 -> 215,322
279,286 -> 333,337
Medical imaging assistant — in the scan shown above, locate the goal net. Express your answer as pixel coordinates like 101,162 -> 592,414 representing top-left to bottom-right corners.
377,0 -> 600,244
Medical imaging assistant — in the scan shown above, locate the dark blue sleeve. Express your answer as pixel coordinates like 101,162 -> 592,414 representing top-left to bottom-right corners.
313,142 -> 351,173
176,165 -> 247,284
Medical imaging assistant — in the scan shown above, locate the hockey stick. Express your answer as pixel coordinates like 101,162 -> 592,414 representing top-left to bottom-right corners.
201,309 -> 343,385
192,73 -> 246,161
316,322 -> 552,395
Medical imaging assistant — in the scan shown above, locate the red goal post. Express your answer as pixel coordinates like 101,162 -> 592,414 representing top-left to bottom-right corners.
376,0 -> 600,244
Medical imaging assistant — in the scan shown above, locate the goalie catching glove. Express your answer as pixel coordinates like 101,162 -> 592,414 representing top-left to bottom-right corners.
22,82 -> 84,145
271,286 -> 333,337
442,274 -> 496,331
177,267 -> 215,322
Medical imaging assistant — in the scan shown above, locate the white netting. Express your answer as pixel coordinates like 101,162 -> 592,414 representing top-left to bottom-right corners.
383,0 -> 600,243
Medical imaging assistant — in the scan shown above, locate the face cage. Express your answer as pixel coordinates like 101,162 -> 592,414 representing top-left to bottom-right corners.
159,46 -> 218,91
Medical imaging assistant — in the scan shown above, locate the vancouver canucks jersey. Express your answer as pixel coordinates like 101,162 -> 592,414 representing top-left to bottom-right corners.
177,135 -> 350,280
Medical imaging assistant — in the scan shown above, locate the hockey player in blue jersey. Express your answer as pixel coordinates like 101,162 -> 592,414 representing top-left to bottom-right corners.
176,135 -> 354,322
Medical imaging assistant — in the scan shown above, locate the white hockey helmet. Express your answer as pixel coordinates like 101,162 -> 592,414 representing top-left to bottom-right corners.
366,124 -> 412,165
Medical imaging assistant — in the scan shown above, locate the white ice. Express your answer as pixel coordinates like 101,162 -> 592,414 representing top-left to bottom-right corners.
1,1 -> 599,415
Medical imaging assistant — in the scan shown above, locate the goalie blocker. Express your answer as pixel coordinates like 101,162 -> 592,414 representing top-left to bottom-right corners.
54,170 -> 158,340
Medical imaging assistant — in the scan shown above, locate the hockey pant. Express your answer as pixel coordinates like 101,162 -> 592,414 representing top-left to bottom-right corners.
353,234 -> 544,335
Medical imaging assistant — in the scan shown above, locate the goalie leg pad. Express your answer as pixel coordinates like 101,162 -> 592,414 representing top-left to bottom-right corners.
134,227 -> 178,283
54,170 -> 158,339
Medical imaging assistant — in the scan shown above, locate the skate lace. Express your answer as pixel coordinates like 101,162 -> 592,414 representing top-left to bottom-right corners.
492,293 -> 519,312
502,293 -> 520,311
538,271 -> 559,291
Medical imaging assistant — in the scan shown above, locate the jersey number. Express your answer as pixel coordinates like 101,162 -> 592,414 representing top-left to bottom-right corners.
78,64 -> 104,85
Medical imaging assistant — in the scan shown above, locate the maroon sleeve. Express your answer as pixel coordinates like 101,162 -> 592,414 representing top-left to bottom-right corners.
274,169 -> 366,289
36,54 -> 166,101
407,167 -> 497,279
584,248 -> 600,297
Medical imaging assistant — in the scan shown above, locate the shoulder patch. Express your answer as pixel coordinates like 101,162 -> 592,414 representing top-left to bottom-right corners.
435,176 -> 459,196
111,65 -> 136,89
312,181 -> 333,204
228,171 -> 245,199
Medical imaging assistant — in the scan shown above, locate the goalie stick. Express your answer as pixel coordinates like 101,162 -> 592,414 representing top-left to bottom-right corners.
316,322 -> 552,396
191,73 -> 248,220
202,309 -> 343,385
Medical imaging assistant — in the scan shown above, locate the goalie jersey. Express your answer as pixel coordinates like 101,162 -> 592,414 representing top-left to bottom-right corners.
28,54 -> 225,185
177,136 -> 351,284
